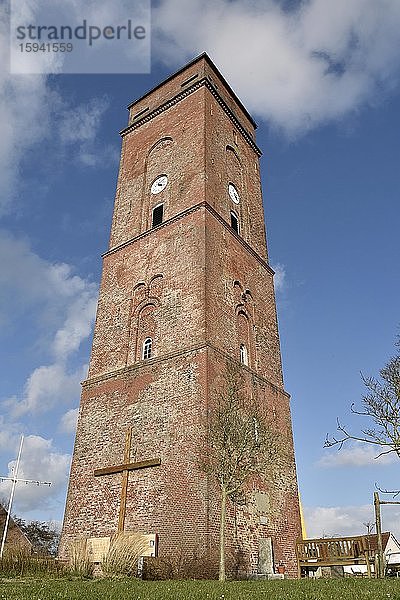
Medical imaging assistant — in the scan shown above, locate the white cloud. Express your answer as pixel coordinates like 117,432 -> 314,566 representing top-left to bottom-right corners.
272,263 -> 286,293
0,435 -> 70,513
0,231 -> 96,416
0,9 -> 50,213
0,232 -> 95,309
56,98 -> 117,167
58,99 -> 108,145
0,7 -> 112,215
0,231 -> 98,349
8,363 -> 87,418
0,417 -> 21,453
2,0 -> 398,211
59,408 -> 79,435
318,443 -> 398,468
304,504 -> 374,538
153,0 -> 400,135
304,504 -> 400,540
52,293 -> 97,361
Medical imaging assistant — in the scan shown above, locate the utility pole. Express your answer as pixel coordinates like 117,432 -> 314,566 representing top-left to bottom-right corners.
373,491 -> 400,579
0,435 -> 51,558
373,492 -> 384,578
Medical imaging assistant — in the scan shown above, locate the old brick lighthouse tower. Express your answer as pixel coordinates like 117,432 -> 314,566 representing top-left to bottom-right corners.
60,54 -> 301,577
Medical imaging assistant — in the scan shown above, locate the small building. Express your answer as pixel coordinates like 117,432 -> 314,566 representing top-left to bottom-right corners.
0,505 -> 32,554
344,533 -> 400,576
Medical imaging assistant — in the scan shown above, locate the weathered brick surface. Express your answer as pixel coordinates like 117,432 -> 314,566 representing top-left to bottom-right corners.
60,55 -> 301,578
126,54 -> 255,139
110,88 -> 207,248
88,209 -> 206,378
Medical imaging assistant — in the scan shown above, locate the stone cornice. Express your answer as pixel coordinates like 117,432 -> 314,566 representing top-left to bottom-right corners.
120,78 -> 262,157
103,202 -> 203,257
82,341 -> 289,400
127,53 -> 257,129
103,201 -> 274,276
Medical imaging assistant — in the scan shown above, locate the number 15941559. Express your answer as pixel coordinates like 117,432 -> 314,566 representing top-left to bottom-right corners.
19,42 -> 73,52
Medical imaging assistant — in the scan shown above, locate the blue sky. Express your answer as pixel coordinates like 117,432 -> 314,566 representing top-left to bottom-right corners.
0,0 -> 399,539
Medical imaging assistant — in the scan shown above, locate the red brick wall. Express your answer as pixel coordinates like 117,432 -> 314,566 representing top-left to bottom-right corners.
110,87 -> 207,249
204,90 -> 268,261
88,208 -> 206,378
205,350 -> 300,577
61,349 -> 210,553
59,55 -> 301,578
204,209 -> 283,387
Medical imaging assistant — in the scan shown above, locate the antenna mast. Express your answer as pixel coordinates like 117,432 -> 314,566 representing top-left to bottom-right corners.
0,435 -> 51,558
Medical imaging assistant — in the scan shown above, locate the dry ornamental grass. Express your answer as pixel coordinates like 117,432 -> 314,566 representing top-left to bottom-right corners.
67,538 -> 94,578
101,532 -> 149,577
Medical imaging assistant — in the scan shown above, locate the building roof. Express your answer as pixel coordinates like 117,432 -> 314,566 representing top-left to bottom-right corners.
364,532 -> 391,551
0,505 -> 32,549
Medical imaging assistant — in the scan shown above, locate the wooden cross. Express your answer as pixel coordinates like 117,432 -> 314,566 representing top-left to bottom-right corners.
94,427 -> 161,533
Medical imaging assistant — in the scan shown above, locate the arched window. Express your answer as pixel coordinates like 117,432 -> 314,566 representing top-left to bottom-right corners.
231,211 -> 239,233
152,204 -> 164,227
142,337 -> 152,360
240,343 -> 248,366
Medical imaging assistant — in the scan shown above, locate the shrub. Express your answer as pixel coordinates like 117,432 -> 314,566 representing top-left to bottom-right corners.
142,548 -> 218,580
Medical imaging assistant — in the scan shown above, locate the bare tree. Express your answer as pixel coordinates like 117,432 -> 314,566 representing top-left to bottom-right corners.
0,500 -> 60,556
202,362 -> 279,581
13,518 -> 60,556
325,342 -> 400,460
363,521 -> 375,535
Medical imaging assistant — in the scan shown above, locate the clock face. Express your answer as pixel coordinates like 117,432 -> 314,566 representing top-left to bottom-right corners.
228,183 -> 240,204
151,175 -> 168,194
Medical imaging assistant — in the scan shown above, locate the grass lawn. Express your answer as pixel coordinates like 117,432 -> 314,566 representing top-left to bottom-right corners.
1,578 -> 400,600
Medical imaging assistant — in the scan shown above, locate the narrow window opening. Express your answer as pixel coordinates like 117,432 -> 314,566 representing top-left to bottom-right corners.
240,343 -> 248,366
231,211 -> 239,233
143,337 -> 152,360
152,204 -> 164,228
